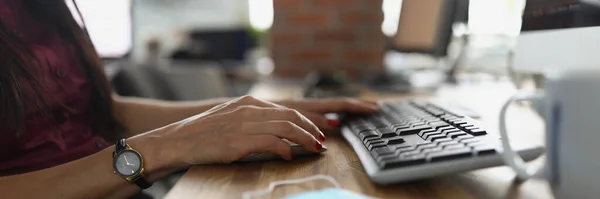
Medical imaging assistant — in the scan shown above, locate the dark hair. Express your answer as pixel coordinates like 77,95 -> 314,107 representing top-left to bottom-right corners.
0,0 -> 120,141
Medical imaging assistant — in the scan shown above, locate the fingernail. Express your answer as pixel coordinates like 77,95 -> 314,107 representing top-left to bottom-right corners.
327,119 -> 340,128
319,134 -> 326,142
316,141 -> 323,151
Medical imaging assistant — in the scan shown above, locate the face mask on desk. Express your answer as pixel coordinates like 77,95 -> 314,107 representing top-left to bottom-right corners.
242,175 -> 377,199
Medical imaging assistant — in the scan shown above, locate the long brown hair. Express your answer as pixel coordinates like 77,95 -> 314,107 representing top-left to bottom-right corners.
0,0 -> 119,141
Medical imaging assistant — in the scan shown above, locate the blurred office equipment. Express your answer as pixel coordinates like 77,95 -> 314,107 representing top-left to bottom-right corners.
371,0 -> 470,92
111,62 -> 230,101
512,0 -> 600,82
170,29 -> 256,68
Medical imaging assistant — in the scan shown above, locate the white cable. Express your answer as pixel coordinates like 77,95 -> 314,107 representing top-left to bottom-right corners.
242,175 -> 341,199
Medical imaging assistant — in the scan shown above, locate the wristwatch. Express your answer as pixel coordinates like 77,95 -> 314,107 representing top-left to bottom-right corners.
112,139 -> 152,189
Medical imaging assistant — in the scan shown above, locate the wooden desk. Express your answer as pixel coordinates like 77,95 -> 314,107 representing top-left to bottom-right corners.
165,80 -> 552,199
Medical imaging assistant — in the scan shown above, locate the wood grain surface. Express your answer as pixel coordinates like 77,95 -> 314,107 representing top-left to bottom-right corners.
164,80 -> 552,199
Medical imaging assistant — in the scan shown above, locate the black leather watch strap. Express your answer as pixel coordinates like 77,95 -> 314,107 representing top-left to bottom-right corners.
132,175 -> 153,189
115,139 -> 127,152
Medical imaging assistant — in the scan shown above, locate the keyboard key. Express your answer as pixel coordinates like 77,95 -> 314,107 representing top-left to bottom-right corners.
455,134 -> 474,140
437,126 -> 454,132
469,129 -> 488,136
428,121 -> 450,128
459,137 -> 480,144
387,138 -> 405,145
433,137 -> 452,143
443,144 -> 466,151
427,134 -> 446,142
366,141 -> 384,150
373,147 -> 396,156
473,145 -> 497,156
410,122 -> 426,127
459,123 -> 474,128
363,137 -> 379,144
465,126 -> 478,130
421,131 -> 440,139
446,131 -> 465,137
418,129 -> 436,137
416,142 -> 437,151
452,120 -> 467,125
441,128 -> 461,135
380,132 -> 397,138
359,131 -> 379,141
396,146 -> 416,154
381,154 -> 426,169
397,126 -> 433,136
369,143 -> 387,151
422,147 -> 443,154
438,140 -> 461,148
377,127 -> 395,135
392,124 -> 410,131
427,148 -> 473,162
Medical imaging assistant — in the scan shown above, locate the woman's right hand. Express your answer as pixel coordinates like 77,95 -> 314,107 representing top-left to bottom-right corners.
137,96 -> 325,170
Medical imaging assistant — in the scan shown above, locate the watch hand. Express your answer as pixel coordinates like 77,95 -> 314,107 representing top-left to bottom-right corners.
124,156 -> 131,165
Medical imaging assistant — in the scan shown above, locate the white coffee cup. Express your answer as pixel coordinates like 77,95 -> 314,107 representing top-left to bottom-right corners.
499,70 -> 600,198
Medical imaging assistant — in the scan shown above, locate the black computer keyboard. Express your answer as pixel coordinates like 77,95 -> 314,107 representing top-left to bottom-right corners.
345,100 -> 498,169
340,100 -> 546,184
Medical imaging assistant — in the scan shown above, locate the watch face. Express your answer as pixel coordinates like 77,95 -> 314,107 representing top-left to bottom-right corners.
114,150 -> 142,176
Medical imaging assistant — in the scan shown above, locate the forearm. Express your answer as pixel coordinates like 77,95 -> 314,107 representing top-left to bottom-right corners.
0,135 -> 173,199
113,95 -> 231,135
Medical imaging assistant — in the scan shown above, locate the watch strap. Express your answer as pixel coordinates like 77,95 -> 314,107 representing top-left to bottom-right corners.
132,175 -> 153,189
115,139 -> 127,152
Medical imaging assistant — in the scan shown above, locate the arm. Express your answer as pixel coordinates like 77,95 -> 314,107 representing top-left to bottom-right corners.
1,96 -> 327,198
112,95 -> 231,135
0,136 -> 171,199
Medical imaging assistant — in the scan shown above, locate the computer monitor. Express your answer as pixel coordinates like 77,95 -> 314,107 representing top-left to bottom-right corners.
513,0 -> 600,73
393,0 -> 469,57
67,0 -> 133,59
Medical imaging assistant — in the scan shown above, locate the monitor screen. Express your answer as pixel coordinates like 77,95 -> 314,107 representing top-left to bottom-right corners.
67,0 -> 132,58
522,0 -> 600,31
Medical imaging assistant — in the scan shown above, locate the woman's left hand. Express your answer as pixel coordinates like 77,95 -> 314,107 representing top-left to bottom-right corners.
276,98 -> 378,132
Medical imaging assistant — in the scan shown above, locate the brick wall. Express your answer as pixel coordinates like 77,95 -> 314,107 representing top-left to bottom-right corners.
269,0 -> 385,79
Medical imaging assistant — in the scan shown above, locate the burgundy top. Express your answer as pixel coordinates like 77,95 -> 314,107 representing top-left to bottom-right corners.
0,1 -> 111,176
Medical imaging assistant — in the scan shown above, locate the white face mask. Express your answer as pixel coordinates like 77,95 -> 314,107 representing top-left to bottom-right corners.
242,175 -> 377,199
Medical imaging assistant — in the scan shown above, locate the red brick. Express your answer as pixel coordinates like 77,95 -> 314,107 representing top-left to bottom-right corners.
312,0 -> 357,7
314,30 -> 355,42
271,32 -> 303,44
342,50 -> 383,62
290,49 -> 332,61
273,0 -> 304,7
287,12 -> 329,26
340,11 -> 382,24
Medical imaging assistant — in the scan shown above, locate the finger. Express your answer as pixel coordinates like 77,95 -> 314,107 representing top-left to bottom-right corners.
299,111 -> 338,134
233,135 -> 294,161
300,98 -> 378,114
228,106 -> 324,141
240,121 -> 322,153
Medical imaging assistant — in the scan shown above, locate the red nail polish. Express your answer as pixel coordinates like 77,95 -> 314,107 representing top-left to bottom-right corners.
316,141 -> 322,151
319,134 -> 326,142
327,119 -> 340,128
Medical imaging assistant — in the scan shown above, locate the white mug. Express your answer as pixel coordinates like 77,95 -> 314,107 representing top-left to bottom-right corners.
499,70 -> 600,198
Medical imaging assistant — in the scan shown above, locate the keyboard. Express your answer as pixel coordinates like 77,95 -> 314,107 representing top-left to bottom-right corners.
341,100 -> 544,184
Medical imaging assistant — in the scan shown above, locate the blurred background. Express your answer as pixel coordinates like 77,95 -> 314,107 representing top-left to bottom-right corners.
71,0 -> 527,102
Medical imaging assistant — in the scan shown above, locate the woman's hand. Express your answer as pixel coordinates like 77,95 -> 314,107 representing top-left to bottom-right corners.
276,98 -> 378,131
142,96 -> 326,170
